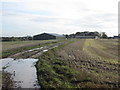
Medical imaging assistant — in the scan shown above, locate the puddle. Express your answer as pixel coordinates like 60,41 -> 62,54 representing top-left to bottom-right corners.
28,47 -> 43,52
9,47 -> 44,58
43,49 -> 48,52
1,58 -> 40,89
49,46 -> 58,49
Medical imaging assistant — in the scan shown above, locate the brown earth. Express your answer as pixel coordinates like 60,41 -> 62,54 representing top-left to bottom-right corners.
57,39 -> 119,88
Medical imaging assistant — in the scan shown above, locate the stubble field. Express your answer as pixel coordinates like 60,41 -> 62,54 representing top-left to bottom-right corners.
37,39 -> 119,88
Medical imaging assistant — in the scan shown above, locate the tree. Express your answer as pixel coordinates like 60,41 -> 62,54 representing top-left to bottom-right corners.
75,32 -> 81,35
101,32 -> 108,38
64,34 -> 69,38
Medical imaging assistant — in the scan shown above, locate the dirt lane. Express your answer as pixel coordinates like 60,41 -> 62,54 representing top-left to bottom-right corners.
2,40 -> 57,52
7,40 -> 72,59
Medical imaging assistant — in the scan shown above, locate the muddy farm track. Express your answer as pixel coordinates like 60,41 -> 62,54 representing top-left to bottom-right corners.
7,40 -> 71,59
1,39 -> 74,89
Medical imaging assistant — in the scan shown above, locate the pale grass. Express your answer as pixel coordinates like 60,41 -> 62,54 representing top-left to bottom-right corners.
2,40 -> 57,51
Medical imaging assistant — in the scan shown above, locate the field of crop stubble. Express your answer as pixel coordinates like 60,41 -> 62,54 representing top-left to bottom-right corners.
37,39 -> 119,88
58,39 -> 119,87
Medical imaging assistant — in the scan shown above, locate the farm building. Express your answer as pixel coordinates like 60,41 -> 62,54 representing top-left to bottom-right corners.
33,33 -> 65,40
113,36 -> 120,39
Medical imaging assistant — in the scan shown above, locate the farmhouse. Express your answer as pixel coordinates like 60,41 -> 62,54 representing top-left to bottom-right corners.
33,33 -> 65,40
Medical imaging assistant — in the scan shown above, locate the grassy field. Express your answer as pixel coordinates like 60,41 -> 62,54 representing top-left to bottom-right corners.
2,40 -> 58,51
36,39 -> 119,88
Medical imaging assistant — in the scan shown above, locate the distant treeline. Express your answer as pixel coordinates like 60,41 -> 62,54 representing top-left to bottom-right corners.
1,32 -> 119,41
1,36 -> 33,42
64,31 -> 108,38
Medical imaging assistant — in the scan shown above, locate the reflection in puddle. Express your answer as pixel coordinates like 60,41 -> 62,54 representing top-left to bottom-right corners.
28,47 -> 43,52
43,49 -> 48,52
1,58 -> 40,88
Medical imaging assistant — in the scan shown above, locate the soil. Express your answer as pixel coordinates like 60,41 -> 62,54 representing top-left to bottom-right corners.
58,39 -> 119,88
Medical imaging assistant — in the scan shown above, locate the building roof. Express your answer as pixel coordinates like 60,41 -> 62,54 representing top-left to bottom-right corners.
34,33 -> 65,38
113,36 -> 120,38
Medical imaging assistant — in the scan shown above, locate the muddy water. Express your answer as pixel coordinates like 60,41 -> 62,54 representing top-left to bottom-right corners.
2,58 -> 40,89
1,43 -> 64,89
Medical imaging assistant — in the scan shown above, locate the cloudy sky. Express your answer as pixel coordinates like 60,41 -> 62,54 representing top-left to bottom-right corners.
1,0 -> 119,37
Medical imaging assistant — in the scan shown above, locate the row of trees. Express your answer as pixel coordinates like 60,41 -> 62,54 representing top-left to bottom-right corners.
64,31 -> 108,38
1,31 -> 112,41
1,36 -> 33,42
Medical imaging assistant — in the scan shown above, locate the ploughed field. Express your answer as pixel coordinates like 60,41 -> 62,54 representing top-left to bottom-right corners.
59,39 -> 119,87
37,39 -> 119,88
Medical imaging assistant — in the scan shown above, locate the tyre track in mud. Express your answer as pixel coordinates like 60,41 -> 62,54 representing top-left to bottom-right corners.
8,40 -> 73,59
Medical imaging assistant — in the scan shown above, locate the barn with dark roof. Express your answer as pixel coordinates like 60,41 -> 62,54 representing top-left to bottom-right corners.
33,33 -> 65,40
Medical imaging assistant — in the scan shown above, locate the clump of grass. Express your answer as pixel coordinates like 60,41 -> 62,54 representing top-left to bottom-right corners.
2,66 -> 9,70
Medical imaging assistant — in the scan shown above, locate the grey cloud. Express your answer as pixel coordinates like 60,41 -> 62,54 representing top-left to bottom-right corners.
65,12 -> 117,29
64,16 -> 104,29
94,13 -> 117,22
32,12 -> 116,29
32,17 -> 59,22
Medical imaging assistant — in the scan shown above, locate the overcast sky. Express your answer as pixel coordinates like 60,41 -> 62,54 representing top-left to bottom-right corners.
1,0 -> 119,37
